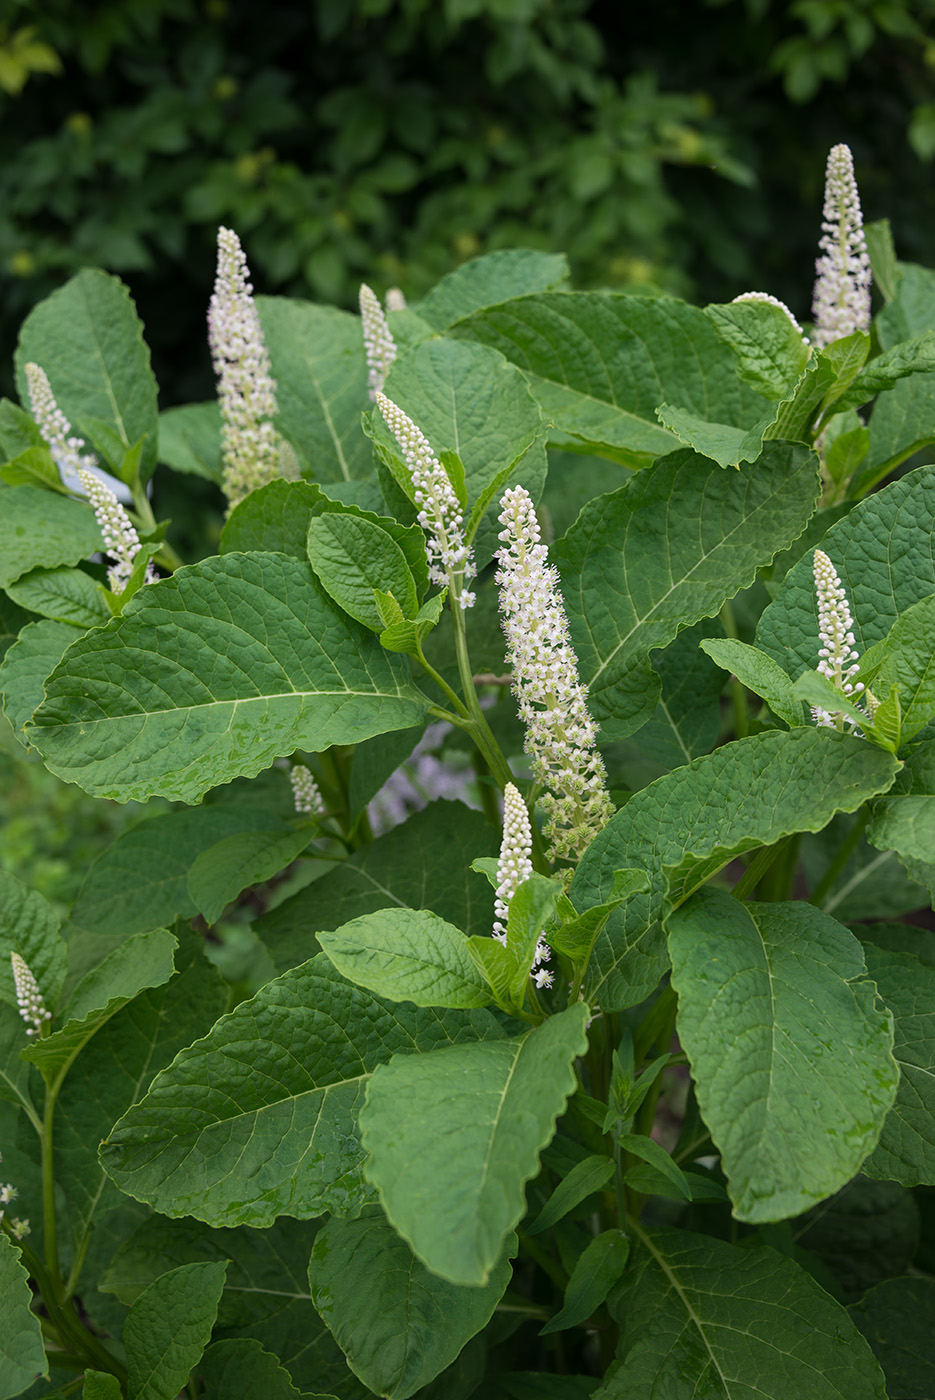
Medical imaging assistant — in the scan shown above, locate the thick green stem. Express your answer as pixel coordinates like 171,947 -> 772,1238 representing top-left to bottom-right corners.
810,808 -> 870,907
719,601 -> 749,739
732,837 -> 793,902
41,1084 -> 60,1288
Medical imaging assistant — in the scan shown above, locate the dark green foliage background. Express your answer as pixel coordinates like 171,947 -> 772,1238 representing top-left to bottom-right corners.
2,0 -> 935,408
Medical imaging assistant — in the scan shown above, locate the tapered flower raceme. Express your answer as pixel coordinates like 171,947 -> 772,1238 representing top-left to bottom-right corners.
375,392 -> 476,607
11,952 -> 50,1038
77,468 -> 155,594
291,763 -> 324,816
811,143 -> 872,351
385,286 -> 407,311
732,291 -> 809,343
208,226 -> 281,509
25,362 -> 97,482
359,284 -> 397,400
496,486 -> 613,863
812,548 -> 868,731
493,783 -> 552,985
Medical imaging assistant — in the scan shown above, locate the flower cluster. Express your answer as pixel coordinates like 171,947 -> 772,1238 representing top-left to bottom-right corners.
208,226 -> 281,509
493,784 -> 552,987
811,143 -> 872,351
25,362 -> 98,484
812,549 -> 875,731
290,764 -> 324,816
496,486 -> 613,862
375,392 -> 476,607
11,952 -> 50,1038
0,1157 -> 29,1240
732,291 -> 808,343
78,468 -> 156,594
359,284 -> 398,400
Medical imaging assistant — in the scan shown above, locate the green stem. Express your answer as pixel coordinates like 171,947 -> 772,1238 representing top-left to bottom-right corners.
130,481 -> 185,573
517,1229 -> 568,1289
41,1082 -> 60,1287
719,601 -> 749,739
732,838 -> 793,902
810,808 -> 870,907
414,638 -> 471,720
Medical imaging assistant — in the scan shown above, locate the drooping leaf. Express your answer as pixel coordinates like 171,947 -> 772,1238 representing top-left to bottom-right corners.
157,402 -> 222,483
0,617 -> 81,741
307,513 -> 420,630
100,953 -> 502,1228
418,250 -> 570,330
361,1002 -> 590,1285
700,637 -> 803,728
309,1210 -> 513,1400
187,828 -> 311,925
198,1339 -> 334,1400
527,1155 -> 615,1236
124,1261 -> 227,1400
26,553 -> 428,803
318,909 -> 491,1009
553,441 -> 819,738
0,487 -> 102,589
705,299 -> 810,400
571,729 -> 899,1012
539,1230 -> 630,1336
15,268 -> 160,481
82,1373 -> 123,1400
849,1276 -> 935,1400
597,1228 -> 887,1400
0,1233 -> 47,1399
668,889 -> 898,1221
6,566 -> 110,629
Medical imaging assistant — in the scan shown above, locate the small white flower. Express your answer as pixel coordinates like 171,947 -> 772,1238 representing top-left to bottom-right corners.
375,393 -> 476,607
359,284 -> 398,400
208,226 -> 281,509
25,362 -> 97,481
732,291 -> 809,343
290,764 -> 324,816
811,144 -> 872,351
10,952 -> 51,1038
78,468 -> 156,594
496,486 -> 612,862
812,548 -> 870,732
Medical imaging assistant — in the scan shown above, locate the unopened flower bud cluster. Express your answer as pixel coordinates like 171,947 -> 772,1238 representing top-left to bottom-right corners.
0,1156 -> 29,1240
290,764 -> 324,816
493,783 -> 552,987
496,486 -> 612,862
811,143 -> 872,351
11,952 -> 50,1038
376,393 -> 476,607
208,227 -> 282,509
359,284 -> 398,400
78,468 -> 156,594
25,362 -> 97,481
812,549 -> 875,732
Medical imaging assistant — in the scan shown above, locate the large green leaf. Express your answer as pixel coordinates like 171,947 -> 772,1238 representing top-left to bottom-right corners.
124,1261 -> 227,1400
553,441 -> 819,738
598,1228 -> 887,1399
6,566 -> 109,629
859,264 -> 935,491
198,1339 -> 334,1400
417,250 -> 569,330
571,729 -> 900,1012
0,871 -> 66,1013
450,291 -> 769,467
15,269 -> 159,481
0,1233 -> 47,1399
157,402 -> 222,483
361,1002 -> 589,1285
309,1210 -> 513,1400
257,298 -> 371,482
318,909 -> 491,1009
757,465 -> 935,678
0,617 -> 79,742
254,804 -> 498,974
0,487 -> 102,589
26,553 -> 428,803
100,953 -> 501,1228
668,889 -> 897,1221
861,940 -> 935,1185
849,1276 -> 935,1400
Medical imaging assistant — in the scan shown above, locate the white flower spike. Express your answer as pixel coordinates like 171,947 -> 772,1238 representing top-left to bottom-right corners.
11,952 -> 51,1038
25,362 -> 96,481
375,392 -> 476,607
812,548 -> 871,731
290,764 -> 324,816
492,783 -> 552,986
811,144 -> 872,351
359,284 -> 398,400
78,468 -> 156,594
496,485 -> 612,863
208,226 -> 281,509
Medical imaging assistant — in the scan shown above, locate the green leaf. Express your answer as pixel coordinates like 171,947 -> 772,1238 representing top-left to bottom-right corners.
257,298 -> 371,481
653,402 -> 776,469
572,729 -> 900,1012
255,804 -> 498,974
861,940 -> 935,1185
0,486 -> 102,588
757,465 -> 935,679
6,566 -> 110,628
27,553 -> 428,803
554,442 -> 820,738
15,269 -> 159,482
22,928 -> 178,1080
0,443 -> 65,490
0,871 -> 66,1012
307,513 -> 420,630
418,250 -> 570,330
705,299 -> 810,400
309,1210 -> 513,1400
100,953 -> 502,1228
0,618 -> 81,741
598,1228 -> 887,1399
361,1002 -> 590,1285
452,291 -> 770,468
793,1176 -> 918,1301
157,402 -> 222,483
198,1339 -> 333,1400
864,219 -> 901,304
379,591 -> 446,655
0,1233 -> 47,1398
82,1373 -> 122,1400
618,619 -> 726,772
0,592 -> 36,662
867,741 -> 935,896
318,909 -> 491,1009
527,1155 -> 615,1236
701,637 -> 803,728
124,1261 -> 227,1400
547,874 -> 648,963
376,337 -> 546,567
187,828 -> 311,925
849,1276 -> 935,1400
539,1230 -> 629,1336
791,670 -> 895,750
814,332 -> 871,416
834,331 -> 935,415
864,594 -> 935,741
0,397 -> 44,459
466,872 -> 564,1010
620,1132 -> 691,1201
